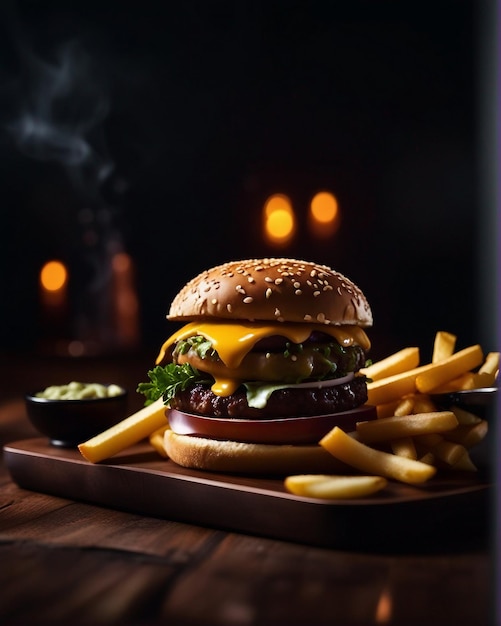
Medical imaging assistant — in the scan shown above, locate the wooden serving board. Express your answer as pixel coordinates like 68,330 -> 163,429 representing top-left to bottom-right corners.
4,438 -> 492,552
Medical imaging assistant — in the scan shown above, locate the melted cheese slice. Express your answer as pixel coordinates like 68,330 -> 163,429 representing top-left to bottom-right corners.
156,321 -> 370,396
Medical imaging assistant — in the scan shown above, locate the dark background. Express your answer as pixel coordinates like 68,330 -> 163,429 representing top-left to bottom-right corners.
0,0 -> 498,362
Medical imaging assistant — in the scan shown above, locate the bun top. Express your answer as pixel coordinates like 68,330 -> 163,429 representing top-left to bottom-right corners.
167,258 -> 373,327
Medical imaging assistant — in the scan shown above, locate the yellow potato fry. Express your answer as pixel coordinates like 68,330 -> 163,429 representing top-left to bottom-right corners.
78,398 -> 167,463
366,359 -> 461,406
320,427 -> 436,484
444,420 -> 488,448
284,474 -> 388,499
376,401 -> 400,419
426,376 -> 470,394
149,425 -> 170,458
419,451 -> 436,466
390,437 -> 417,460
356,411 -> 458,444
450,406 -> 482,425
432,331 -> 457,363
367,368 -> 422,406
452,373 -> 476,390
472,371 -> 497,388
414,433 -> 444,447
415,344 -> 483,393
393,396 -> 415,417
360,347 -> 420,381
412,394 -> 437,413
450,452 -> 477,472
479,351 -> 500,377
423,440 -> 468,467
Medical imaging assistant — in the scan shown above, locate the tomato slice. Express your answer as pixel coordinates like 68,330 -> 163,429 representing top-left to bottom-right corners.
168,405 -> 377,445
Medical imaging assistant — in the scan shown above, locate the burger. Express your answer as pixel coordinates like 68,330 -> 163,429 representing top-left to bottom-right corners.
137,258 -> 376,475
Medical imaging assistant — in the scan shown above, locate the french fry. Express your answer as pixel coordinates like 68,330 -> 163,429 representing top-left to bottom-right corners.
479,351 -> 500,377
432,331 -> 457,363
360,347 -> 420,381
415,344 -> 483,393
412,394 -> 437,413
376,401 -> 400,419
474,352 -> 500,387
149,425 -> 170,457
393,396 -> 415,417
355,411 -> 458,444
418,440 -> 468,467
367,367 -> 424,406
284,474 -> 388,499
451,406 -> 482,425
443,420 -> 488,448
390,437 -> 417,460
78,398 -> 167,463
320,427 -> 437,484
414,433 -> 444,448
366,355 -> 469,406
450,452 -> 478,472
429,372 -> 477,393
419,451 -> 436,466
472,372 -> 498,388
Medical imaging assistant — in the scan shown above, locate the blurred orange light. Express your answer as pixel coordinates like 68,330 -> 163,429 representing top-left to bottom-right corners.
40,260 -> 68,292
112,251 -> 132,273
263,194 -> 295,245
311,192 -> 338,223
308,191 -> 340,238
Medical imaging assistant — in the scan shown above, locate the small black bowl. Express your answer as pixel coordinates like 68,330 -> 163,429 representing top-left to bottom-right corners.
25,386 -> 128,447
431,387 -> 498,420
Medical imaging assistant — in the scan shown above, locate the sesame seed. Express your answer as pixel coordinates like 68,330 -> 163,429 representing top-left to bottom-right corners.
317,313 -> 326,322
247,276 -> 255,283
275,278 -> 283,285
265,276 -> 273,283
227,304 -> 233,313
211,298 -> 217,305
293,281 -> 301,289
265,288 -> 272,299
295,289 -> 302,296
313,291 -> 320,297
274,308 -> 281,317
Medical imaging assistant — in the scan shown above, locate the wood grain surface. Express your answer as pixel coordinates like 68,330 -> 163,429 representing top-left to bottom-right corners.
0,355 -> 496,625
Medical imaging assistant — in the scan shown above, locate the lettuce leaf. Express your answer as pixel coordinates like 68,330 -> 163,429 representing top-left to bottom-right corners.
243,382 -> 290,409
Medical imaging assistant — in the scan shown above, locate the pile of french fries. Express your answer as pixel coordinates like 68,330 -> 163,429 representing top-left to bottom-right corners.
286,332 -> 498,499
78,330 -> 498,501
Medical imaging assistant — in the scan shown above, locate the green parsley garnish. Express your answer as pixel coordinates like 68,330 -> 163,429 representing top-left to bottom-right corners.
136,363 -> 210,406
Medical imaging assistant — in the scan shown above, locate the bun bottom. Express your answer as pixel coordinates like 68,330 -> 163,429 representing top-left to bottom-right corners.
164,429 -> 351,475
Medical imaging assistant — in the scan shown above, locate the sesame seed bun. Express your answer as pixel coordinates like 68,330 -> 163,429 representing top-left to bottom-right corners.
167,258 -> 372,327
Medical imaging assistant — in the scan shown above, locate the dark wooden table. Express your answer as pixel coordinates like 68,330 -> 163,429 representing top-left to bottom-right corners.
0,353 -> 496,625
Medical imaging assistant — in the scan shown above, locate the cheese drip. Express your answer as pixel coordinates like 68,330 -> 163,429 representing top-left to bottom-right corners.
156,322 -> 370,396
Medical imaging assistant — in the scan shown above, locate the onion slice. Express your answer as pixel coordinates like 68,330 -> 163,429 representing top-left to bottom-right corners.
284,372 -> 355,389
